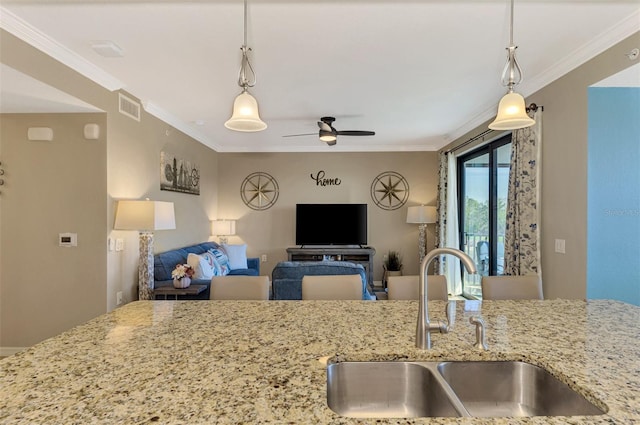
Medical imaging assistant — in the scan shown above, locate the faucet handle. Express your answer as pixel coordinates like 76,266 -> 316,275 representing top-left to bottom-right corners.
469,316 -> 488,350
432,301 -> 456,334
445,300 -> 456,328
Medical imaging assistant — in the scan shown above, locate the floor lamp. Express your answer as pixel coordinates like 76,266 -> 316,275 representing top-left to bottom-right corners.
114,200 -> 176,300
407,205 -> 437,265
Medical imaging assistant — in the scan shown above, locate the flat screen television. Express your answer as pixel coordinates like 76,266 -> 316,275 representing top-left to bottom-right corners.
295,203 -> 367,246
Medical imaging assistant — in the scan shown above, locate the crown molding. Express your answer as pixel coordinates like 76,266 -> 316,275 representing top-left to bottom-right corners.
0,6 -> 124,91
214,142 -> 438,153
142,101 -> 221,151
521,9 -> 640,99
446,10 -> 640,145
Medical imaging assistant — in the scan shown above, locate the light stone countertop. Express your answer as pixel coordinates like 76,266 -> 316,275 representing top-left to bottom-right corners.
1,299 -> 638,424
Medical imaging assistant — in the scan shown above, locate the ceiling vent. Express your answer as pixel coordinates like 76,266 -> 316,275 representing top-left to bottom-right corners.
91,40 -> 124,58
118,93 -> 141,122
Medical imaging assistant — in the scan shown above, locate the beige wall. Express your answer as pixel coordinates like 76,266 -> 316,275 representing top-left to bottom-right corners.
217,152 -> 439,280
0,30 -> 218,349
445,31 -> 640,299
106,96 -> 219,309
0,113 -> 107,349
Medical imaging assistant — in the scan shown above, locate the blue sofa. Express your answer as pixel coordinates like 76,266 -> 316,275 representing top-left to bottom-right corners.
154,242 -> 260,300
271,261 -> 374,300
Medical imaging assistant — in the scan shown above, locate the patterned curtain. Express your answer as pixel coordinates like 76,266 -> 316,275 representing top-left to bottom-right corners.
436,152 -> 447,253
504,109 -> 543,276
436,151 -> 462,295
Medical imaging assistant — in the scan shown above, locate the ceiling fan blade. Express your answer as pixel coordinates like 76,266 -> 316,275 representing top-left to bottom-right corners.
282,133 -> 317,138
336,130 -> 375,136
318,121 -> 332,132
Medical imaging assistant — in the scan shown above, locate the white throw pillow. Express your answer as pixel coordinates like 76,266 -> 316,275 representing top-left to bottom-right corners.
222,244 -> 248,270
187,252 -> 215,280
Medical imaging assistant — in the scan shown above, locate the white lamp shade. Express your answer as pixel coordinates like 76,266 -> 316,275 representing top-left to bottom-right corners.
212,220 -> 236,236
407,205 -> 437,224
224,91 -> 267,132
489,92 -> 535,130
114,200 -> 176,231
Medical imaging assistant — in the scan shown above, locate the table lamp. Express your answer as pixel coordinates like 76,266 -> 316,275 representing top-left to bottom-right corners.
114,200 -> 176,300
212,219 -> 236,244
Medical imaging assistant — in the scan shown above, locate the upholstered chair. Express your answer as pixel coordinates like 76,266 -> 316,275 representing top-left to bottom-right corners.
387,275 -> 448,301
301,275 -> 362,300
481,275 -> 543,300
210,276 -> 270,300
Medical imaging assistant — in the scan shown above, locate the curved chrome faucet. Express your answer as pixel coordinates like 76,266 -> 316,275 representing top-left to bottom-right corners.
417,248 -> 477,349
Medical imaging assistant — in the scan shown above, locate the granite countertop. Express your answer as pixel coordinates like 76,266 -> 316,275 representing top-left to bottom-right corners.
1,299 -> 638,424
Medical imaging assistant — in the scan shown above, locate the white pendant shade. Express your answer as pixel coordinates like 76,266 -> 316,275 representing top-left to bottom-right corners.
489,92 -> 535,130
224,90 -> 267,132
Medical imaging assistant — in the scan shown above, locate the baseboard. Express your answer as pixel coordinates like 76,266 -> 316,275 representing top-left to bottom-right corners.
1,347 -> 27,357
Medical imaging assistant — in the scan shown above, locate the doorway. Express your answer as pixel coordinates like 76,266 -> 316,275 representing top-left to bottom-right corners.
457,135 -> 511,298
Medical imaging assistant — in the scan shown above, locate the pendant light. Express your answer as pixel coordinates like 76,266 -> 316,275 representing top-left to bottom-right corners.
489,0 -> 535,131
224,0 -> 267,132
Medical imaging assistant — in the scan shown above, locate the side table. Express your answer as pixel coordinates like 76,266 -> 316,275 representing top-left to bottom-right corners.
154,284 -> 207,300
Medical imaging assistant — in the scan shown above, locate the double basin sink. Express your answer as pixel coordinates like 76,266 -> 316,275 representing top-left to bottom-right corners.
327,360 -> 605,418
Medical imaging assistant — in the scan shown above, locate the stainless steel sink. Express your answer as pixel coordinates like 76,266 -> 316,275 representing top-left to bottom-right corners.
326,361 -> 461,418
327,360 -> 605,418
437,361 -> 605,417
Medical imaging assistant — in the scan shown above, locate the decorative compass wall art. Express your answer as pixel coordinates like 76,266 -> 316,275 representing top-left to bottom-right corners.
241,172 -> 279,210
370,171 -> 409,210
161,151 -> 200,195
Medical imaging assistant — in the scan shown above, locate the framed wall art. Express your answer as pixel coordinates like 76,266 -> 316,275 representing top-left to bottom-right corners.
370,171 -> 409,210
160,151 -> 200,195
241,172 -> 279,210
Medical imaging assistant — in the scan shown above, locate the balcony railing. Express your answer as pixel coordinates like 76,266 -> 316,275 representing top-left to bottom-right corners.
462,233 -> 505,298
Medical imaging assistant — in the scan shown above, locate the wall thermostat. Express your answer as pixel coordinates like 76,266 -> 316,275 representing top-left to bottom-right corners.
59,233 -> 77,247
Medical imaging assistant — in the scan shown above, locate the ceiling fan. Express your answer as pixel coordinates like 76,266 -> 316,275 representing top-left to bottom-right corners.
283,116 -> 375,146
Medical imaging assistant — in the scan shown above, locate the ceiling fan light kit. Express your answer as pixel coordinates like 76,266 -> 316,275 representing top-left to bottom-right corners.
224,0 -> 267,132
489,0 -> 535,131
319,131 -> 337,143
321,116 -> 375,146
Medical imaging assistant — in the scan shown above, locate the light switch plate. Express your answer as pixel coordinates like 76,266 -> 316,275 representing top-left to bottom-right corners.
555,239 -> 566,254
116,238 -> 124,251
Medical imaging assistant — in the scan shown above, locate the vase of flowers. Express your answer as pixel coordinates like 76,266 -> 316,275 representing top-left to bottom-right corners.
171,264 -> 195,288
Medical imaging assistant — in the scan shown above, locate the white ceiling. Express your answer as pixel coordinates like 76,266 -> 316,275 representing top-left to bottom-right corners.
0,63 -> 103,113
1,1 -> 639,152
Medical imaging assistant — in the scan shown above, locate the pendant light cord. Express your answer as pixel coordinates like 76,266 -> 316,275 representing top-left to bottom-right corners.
502,0 -> 523,91
237,0 -> 257,89
243,0 -> 248,47
509,0 -> 514,46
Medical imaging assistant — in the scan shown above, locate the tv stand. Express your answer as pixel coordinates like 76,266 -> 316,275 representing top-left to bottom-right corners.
286,246 -> 376,288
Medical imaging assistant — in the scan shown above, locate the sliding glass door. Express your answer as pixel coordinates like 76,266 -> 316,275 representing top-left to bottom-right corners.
458,135 -> 511,298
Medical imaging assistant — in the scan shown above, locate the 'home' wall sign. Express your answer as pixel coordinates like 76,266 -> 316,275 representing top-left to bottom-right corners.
310,170 -> 341,187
